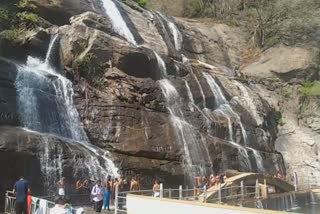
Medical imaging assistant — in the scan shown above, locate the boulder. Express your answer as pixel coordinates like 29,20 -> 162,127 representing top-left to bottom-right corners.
241,45 -> 318,81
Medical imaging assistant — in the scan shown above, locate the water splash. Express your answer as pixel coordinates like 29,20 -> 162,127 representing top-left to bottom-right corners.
16,35 -> 119,187
101,0 -> 137,45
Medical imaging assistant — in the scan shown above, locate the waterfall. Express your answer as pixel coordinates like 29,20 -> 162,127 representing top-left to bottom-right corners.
203,72 -> 254,171
16,35 -> 119,186
203,72 -> 227,106
190,69 -> 207,108
234,81 -> 262,125
184,80 -> 195,112
101,0 -> 137,45
153,51 -> 167,77
248,148 -> 265,173
40,136 -> 63,192
160,79 -> 211,179
157,12 -> 182,51
214,108 -> 233,141
45,34 -> 59,66
155,52 -> 211,180
310,191 -> 317,204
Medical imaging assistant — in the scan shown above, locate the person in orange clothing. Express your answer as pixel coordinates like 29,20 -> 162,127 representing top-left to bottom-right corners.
27,189 -> 32,214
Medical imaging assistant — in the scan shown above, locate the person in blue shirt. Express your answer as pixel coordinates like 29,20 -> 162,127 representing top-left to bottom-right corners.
13,176 -> 29,214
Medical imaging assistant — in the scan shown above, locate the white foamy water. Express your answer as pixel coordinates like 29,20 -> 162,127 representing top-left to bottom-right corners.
160,79 -> 212,179
184,80 -> 195,111
203,72 -> 227,106
234,81 -> 263,125
156,12 -> 183,51
153,51 -> 167,77
45,34 -> 59,66
16,35 -> 119,185
248,147 -> 265,173
101,0 -> 137,45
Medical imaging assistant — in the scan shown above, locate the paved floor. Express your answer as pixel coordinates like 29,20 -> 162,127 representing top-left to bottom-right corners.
84,208 -> 114,214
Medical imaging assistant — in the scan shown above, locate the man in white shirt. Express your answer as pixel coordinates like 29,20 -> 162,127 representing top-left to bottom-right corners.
49,197 -> 68,214
91,180 -> 103,213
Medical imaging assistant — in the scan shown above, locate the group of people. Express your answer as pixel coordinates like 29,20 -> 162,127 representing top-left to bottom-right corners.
56,175 -> 142,213
194,173 -> 226,194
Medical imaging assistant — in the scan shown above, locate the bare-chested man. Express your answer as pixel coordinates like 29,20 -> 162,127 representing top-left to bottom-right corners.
130,176 -> 140,191
152,180 -> 160,197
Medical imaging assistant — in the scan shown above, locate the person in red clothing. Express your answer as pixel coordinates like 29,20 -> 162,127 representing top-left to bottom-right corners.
27,189 -> 32,214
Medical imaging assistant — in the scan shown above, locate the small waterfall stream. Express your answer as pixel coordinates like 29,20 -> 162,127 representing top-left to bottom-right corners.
15,35 -> 119,188
156,12 -> 183,51
200,71 -> 266,172
101,0 -> 137,45
160,79 -> 211,180
155,51 -> 212,181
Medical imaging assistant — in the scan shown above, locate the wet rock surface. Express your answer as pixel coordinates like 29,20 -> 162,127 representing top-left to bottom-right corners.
2,0 -> 317,207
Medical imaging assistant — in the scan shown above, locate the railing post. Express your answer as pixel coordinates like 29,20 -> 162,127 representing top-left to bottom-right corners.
203,185 -> 207,203
115,184 -> 119,214
218,183 -> 222,203
186,185 -> 189,198
169,188 -> 172,199
179,185 -> 183,200
4,193 -> 6,214
160,183 -> 163,198
255,179 -> 260,198
241,180 -> 244,199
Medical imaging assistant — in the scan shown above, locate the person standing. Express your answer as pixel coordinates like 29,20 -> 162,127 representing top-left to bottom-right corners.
152,180 -> 160,197
91,180 -> 103,213
103,180 -> 111,211
57,177 -> 66,198
13,176 -> 29,214
130,176 -> 140,191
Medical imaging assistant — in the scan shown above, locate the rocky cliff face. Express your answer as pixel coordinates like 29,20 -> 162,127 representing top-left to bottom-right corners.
2,0 -> 315,203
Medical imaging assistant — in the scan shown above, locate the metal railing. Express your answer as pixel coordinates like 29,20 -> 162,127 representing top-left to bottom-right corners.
114,180 -> 263,214
4,191 -> 82,214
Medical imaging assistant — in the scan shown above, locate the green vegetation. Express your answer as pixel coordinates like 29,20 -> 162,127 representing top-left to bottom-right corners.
299,81 -> 320,96
16,0 -> 37,11
0,8 -> 9,22
133,0 -> 148,7
0,28 -> 27,43
76,53 -> 106,86
0,0 -> 40,42
186,0 -> 320,48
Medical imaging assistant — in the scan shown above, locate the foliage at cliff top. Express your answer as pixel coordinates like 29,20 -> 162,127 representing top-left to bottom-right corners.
154,0 -> 320,49
0,0 -> 40,42
132,0 -> 149,7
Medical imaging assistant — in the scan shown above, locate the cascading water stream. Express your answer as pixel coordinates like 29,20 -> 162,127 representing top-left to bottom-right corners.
101,0 -> 137,45
15,35 -> 119,186
203,72 -> 253,171
156,12 -> 183,51
247,147 -> 265,173
184,80 -> 195,112
155,52 -> 212,180
234,81 -> 262,125
153,51 -> 167,77
160,79 -> 211,179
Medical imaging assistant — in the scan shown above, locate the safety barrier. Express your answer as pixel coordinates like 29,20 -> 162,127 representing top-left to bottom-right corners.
4,191 -> 82,214
114,180 -> 264,214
